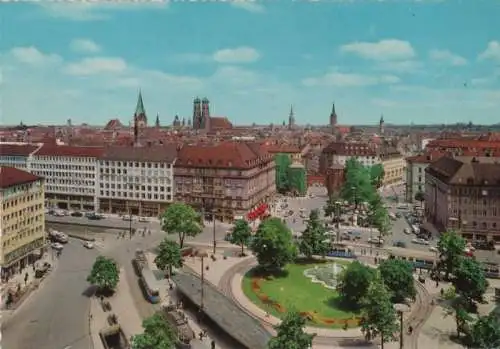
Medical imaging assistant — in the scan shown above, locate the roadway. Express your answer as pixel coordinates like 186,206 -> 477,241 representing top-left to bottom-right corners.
2,239 -> 99,349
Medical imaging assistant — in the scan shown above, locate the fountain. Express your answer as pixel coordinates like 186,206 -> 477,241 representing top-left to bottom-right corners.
303,263 -> 344,290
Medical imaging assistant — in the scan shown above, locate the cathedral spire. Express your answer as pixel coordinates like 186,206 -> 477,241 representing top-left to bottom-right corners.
155,113 -> 160,127
331,102 -> 336,115
135,89 -> 146,116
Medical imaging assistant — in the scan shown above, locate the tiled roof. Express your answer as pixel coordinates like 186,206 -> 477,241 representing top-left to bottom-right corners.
0,144 -> 39,157
104,119 -> 124,130
35,144 -> 105,158
426,156 -> 500,186
0,166 -> 41,189
426,139 -> 500,150
406,151 -> 445,164
209,117 -> 233,130
176,141 -> 272,169
100,144 -> 178,162
265,145 -> 301,154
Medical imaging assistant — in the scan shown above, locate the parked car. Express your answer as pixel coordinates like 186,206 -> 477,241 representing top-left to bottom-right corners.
87,213 -> 104,220
393,241 -> 407,248
83,241 -> 94,249
51,242 -> 64,251
71,211 -> 83,217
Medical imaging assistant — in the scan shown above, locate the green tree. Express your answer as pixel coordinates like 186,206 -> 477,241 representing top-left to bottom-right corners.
471,313 -> 500,349
299,209 -> 329,259
452,257 -> 488,308
160,203 -> 203,248
251,217 -> 297,271
275,154 -> 292,193
131,313 -> 175,349
378,259 -> 416,303
369,164 -> 385,188
267,310 -> 316,349
341,158 -> 375,206
154,239 -> 182,277
229,219 -> 252,256
444,295 -> 473,339
360,276 -> 398,348
414,191 -> 425,205
437,231 -> 466,279
87,256 -> 120,294
336,261 -> 376,309
324,194 -> 343,224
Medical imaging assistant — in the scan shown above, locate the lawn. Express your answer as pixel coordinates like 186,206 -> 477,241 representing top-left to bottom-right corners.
241,261 -> 360,328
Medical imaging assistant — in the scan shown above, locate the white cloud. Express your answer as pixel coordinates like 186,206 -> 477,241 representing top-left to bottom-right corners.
213,47 -> 260,64
340,39 -> 415,61
211,66 -> 260,86
38,2 -> 169,21
302,72 -> 400,87
429,49 -> 467,66
9,46 -> 62,66
70,39 -> 101,54
230,1 -> 265,13
478,40 -> 500,62
375,60 -> 423,74
63,57 -> 128,76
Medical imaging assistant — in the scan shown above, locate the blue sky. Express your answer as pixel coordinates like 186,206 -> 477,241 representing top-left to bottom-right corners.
1,1 -> 499,126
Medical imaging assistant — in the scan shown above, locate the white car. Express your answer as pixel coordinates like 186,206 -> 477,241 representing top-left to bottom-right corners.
412,238 -> 430,246
83,241 -> 94,249
429,246 -> 437,252
51,242 -> 64,251
403,228 -> 410,235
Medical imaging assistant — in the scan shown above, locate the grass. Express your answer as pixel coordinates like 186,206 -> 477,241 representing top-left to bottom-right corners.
241,260 -> 360,328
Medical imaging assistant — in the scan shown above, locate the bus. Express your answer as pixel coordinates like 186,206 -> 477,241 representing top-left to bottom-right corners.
139,268 -> 161,304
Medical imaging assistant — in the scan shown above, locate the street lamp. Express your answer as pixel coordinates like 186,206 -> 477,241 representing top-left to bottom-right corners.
393,303 -> 410,349
334,201 -> 341,243
194,248 -> 209,316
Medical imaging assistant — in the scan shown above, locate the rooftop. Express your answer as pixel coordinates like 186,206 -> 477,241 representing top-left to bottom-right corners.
0,143 -> 40,157
35,144 -> 105,158
100,144 -> 178,162
172,272 -> 271,349
0,166 -> 42,189
426,156 -> 500,186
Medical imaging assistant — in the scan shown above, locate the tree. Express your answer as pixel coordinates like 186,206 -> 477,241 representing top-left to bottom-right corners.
324,194 -> 343,223
368,196 -> 392,238
470,313 -> 500,349
360,277 -> 398,348
251,217 -> 297,271
452,257 -> 488,309
369,164 -> 385,189
154,239 -> 182,277
444,295 -> 473,339
414,191 -> 425,206
299,209 -> 329,259
267,310 -> 315,349
160,203 -> 203,248
336,261 -> 376,309
437,231 -> 466,279
131,313 -> 175,349
229,219 -> 252,256
341,158 -> 375,206
87,256 -> 120,294
275,154 -> 292,193
378,259 -> 416,303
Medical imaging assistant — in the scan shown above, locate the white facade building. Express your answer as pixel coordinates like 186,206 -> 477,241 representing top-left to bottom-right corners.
30,145 -> 104,210
97,145 -> 178,217
0,143 -> 42,170
405,153 -> 442,203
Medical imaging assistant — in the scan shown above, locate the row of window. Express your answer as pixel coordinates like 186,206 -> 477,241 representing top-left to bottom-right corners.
99,191 -> 172,201
33,164 -> 95,171
100,183 -> 172,192
99,175 -> 172,184
101,161 -> 172,169
46,186 -> 94,194
2,193 -> 43,210
2,225 -> 44,249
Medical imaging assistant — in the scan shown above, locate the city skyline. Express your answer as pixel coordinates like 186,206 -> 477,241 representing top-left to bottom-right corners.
2,1 -> 499,126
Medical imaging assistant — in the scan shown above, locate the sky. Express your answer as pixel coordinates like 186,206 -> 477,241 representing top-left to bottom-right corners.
1,1 -> 499,126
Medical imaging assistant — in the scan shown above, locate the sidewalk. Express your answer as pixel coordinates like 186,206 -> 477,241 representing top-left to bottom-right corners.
90,268 -> 144,349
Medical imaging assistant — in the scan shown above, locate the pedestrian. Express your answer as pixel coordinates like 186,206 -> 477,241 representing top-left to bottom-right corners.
211,340 -> 216,349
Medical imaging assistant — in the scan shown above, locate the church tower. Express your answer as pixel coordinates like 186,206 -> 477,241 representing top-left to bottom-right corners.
192,97 -> 202,130
155,113 -> 160,128
201,97 -> 210,130
379,114 -> 385,135
329,102 -> 338,128
288,105 -> 295,129
134,90 -> 147,128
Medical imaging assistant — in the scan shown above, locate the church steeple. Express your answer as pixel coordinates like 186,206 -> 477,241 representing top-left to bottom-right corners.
135,90 -> 146,116
288,105 -> 295,129
379,114 -> 385,135
155,113 -> 160,127
329,102 -> 338,127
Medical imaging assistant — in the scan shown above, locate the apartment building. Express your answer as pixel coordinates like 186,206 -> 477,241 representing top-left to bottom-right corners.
30,144 -> 104,211
174,142 -> 276,222
97,145 -> 177,217
405,152 -> 444,203
320,141 -> 379,173
0,143 -> 41,170
1,167 -> 46,278
379,146 -> 406,187
425,138 -> 500,157
425,156 -> 500,242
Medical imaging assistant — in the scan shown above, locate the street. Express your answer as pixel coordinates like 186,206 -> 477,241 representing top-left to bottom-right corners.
2,240 -> 99,349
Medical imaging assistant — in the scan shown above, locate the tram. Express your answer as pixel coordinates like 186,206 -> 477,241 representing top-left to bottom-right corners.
387,247 -> 500,279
